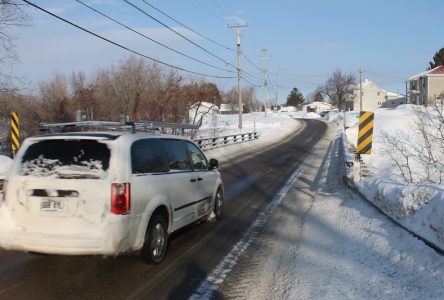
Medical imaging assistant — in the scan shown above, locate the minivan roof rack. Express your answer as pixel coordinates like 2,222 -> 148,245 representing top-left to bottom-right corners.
40,119 -> 201,135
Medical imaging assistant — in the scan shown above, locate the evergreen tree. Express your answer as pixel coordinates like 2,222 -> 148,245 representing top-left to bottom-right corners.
428,47 -> 444,70
286,87 -> 305,107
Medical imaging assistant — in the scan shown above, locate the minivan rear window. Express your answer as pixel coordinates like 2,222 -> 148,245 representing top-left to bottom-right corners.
20,140 -> 110,179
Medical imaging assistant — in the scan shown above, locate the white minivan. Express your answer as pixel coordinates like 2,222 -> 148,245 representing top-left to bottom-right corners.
0,130 -> 223,264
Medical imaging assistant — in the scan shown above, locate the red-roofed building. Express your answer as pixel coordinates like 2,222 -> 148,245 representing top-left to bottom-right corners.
409,65 -> 444,106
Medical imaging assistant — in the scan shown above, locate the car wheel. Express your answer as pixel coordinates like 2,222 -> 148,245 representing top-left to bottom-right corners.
141,214 -> 168,264
214,188 -> 223,220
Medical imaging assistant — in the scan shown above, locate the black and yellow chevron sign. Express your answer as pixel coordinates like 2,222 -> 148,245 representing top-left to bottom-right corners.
357,111 -> 374,155
11,112 -> 20,155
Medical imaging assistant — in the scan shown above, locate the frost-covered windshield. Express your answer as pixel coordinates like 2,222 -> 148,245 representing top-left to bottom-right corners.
20,139 -> 110,179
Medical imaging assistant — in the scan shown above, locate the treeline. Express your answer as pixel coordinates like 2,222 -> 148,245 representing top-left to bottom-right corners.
0,56 -> 260,155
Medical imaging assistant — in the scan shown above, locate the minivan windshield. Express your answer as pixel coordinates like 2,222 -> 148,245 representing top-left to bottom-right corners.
20,139 -> 110,179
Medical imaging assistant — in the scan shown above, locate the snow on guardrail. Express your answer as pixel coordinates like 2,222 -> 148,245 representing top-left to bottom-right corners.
194,132 -> 260,150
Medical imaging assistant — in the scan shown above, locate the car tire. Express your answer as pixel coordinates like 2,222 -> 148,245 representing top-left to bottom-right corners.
214,188 -> 223,220
141,214 -> 168,264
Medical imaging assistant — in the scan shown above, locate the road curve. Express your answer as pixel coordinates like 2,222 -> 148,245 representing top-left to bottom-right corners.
0,118 -> 327,300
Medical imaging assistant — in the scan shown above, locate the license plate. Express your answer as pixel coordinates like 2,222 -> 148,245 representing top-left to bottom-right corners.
40,199 -> 66,212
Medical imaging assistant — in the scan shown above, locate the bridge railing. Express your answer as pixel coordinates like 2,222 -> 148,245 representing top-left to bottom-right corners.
194,132 -> 260,150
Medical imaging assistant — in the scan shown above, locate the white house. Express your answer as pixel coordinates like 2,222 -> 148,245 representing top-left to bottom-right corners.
219,103 -> 243,115
189,101 -> 219,128
280,106 -> 297,112
347,79 -> 404,111
302,101 -> 332,113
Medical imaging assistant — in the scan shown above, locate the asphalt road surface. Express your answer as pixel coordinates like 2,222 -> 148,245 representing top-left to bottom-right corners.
0,119 -> 327,300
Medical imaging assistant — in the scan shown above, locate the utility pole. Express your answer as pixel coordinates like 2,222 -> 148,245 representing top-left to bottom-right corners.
228,23 -> 248,129
275,81 -> 280,111
359,68 -> 363,112
405,81 -> 408,104
260,49 -> 269,117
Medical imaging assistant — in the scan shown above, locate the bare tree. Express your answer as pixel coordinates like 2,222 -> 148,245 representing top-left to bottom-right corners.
381,104 -> 444,184
222,86 -> 259,113
307,87 -> 324,103
242,86 -> 259,113
321,70 -> 356,111
0,0 -> 28,92
38,73 -> 72,122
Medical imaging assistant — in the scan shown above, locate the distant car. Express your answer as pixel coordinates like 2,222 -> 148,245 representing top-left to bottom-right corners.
0,130 -> 223,264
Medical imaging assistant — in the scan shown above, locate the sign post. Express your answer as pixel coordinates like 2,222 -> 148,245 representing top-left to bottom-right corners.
356,111 -> 374,155
11,112 -> 20,157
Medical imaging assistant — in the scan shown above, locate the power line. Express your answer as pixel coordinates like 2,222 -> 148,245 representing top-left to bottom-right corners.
22,0 -> 235,79
210,0 -> 232,18
241,51 -> 262,71
220,0 -> 238,16
242,74 -> 263,85
207,0 -> 265,66
74,0 -> 233,73
193,0 -> 227,26
216,0 -> 265,53
141,0 -> 235,52
242,76 -> 262,87
123,0 -> 237,70
192,0 -> 264,79
365,70 -> 407,80
242,70 -> 264,81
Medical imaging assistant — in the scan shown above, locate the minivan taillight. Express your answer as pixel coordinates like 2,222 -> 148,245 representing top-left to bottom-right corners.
111,183 -> 131,215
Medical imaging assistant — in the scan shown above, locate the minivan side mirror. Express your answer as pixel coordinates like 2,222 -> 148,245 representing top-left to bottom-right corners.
209,158 -> 218,170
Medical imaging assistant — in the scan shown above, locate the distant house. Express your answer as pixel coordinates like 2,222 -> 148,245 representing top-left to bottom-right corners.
409,65 -> 444,106
347,79 -> 404,111
189,101 -> 219,127
219,103 -> 242,115
385,91 -> 406,108
280,105 -> 297,112
302,101 -> 332,113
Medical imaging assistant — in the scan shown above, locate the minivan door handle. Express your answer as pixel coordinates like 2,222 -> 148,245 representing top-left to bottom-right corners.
190,178 -> 197,182
197,178 -> 203,181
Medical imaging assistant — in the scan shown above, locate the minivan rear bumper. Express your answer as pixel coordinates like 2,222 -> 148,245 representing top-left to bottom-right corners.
0,208 -> 132,256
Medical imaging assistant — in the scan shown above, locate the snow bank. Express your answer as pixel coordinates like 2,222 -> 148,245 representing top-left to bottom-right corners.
0,155 -> 12,179
357,178 -> 444,249
342,105 -> 444,251
199,112 -> 301,163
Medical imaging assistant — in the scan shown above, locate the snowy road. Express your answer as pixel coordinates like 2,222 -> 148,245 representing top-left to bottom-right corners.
207,123 -> 444,299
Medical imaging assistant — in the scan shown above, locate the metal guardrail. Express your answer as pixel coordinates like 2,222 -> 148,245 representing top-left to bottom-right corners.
194,132 -> 260,150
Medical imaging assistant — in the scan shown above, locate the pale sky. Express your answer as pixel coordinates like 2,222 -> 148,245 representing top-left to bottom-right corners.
12,0 -> 444,102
